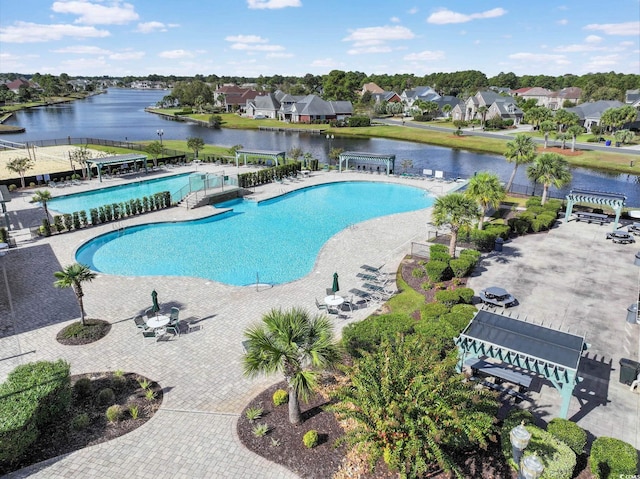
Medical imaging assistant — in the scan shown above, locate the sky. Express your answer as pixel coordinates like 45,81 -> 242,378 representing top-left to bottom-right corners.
1,0 -> 639,78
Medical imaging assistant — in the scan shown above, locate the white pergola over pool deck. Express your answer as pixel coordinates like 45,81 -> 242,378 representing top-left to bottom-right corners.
87,153 -> 149,182
234,149 -> 285,168
338,152 -> 396,175
564,189 -> 626,231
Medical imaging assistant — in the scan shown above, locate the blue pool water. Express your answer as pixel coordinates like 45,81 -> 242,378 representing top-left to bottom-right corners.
76,181 -> 434,285
48,173 -> 195,215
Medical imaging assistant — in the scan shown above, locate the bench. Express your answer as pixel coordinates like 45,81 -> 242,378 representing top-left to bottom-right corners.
574,212 -> 611,225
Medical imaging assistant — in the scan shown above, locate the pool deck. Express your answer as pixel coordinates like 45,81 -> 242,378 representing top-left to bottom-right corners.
1,164 -> 638,477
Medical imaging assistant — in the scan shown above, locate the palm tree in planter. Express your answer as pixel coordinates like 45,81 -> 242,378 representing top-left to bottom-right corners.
432,193 -> 480,257
526,153 -> 572,205
243,307 -> 341,425
53,263 -> 96,326
465,172 -> 506,230
31,189 -> 52,221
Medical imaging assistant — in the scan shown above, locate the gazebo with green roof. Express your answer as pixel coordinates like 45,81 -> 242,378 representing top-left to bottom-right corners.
563,189 -> 626,231
338,152 -> 396,175
234,149 -> 285,168
87,153 -> 149,182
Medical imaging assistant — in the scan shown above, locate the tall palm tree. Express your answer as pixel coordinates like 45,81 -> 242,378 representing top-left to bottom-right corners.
243,307 -> 341,424
526,153 -> 572,205
465,172 -> 506,230
432,193 -> 480,257
31,189 -> 52,221
53,263 -> 97,326
555,132 -> 570,150
540,120 -> 556,149
566,125 -> 585,152
504,134 -> 536,192
477,105 -> 489,128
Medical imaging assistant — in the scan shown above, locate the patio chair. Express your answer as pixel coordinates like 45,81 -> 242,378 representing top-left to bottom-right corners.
315,298 -> 328,311
133,315 -> 148,330
145,307 -> 156,319
166,307 -> 180,336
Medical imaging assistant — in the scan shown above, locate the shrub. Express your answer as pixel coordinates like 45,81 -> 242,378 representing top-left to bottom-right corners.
456,287 -> 475,304
79,210 -> 88,227
508,217 -> 530,236
485,224 -> 510,240
111,374 -> 127,392
537,213 -> 557,230
129,405 -> 140,420
98,206 -> 106,223
543,199 -> 562,212
426,260 -> 450,282
435,289 -> 461,307
41,218 -> 51,236
252,423 -> 270,437
89,208 -> 99,225
421,281 -> 433,291
411,267 -> 425,278
71,413 -> 90,430
342,313 -> 416,357
303,429 -> 319,448
72,212 -> 81,230
421,302 -> 450,320
459,248 -> 481,263
525,197 -> 542,208
589,437 -> 638,478
547,418 -> 586,455
450,258 -> 473,278
246,406 -> 264,421
97,388 -> 115,406
73,377 -> 93,398
106,405 -> 122,422
429,244 -> 448,255
470,228 -> 497,251
429,250 -> 451,263
63,213 -> 73,231
272,389 -> 288,406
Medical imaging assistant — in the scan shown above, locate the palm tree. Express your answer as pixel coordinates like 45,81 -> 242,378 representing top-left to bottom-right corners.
540,120 -> 556,149
243,307 -> 341,425
526,153 -> 572,205
477,105 -> 489,128
465,172 -> 506,230
186,136 -> 205,160
432,193 -> 480,257
566,125 -> 585,152
442,104 -> 452,118
504,134 -> 536,192
31,189 -> 52,221
555,132 -> 570,150
53,263 -> 97,326
6,157 -> 35,188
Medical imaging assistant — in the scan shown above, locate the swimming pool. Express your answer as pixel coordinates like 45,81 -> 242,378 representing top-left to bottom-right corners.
48,173 -> 195,215
76,181 -> 434,285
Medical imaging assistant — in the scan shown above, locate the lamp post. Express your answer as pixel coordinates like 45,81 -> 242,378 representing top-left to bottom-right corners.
157,129 -> 164,147
510,421 -> 532,476
326,134 -> 334,165
520,454 -> 545,479
634,251 -> 640,323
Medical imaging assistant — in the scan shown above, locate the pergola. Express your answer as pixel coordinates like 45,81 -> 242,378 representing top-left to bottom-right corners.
454,309 -> 587,418
0,185 -> 11,230
87,153 -> 149,182
234,149 -> 285,168
338,151 -> 396,175
564,189 -> 626,231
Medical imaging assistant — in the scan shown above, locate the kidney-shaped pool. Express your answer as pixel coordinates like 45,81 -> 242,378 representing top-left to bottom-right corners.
76,181 -> 434,285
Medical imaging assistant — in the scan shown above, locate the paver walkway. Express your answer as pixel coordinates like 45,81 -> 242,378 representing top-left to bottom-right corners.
0,168 -> 453,478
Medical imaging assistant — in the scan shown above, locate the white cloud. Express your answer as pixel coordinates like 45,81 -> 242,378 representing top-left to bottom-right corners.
585,35 -> 602,43
390,16 -> 400,23
231,43 -> 284,52
403,50 -> 445,61
427,7 -> 506,25
0,21 -> 110,43
584,21 -> 640,35
158,49 -> 194,59
583,54 -> 622,70
109,51 -> 145,60
51,1 -> 139,25
557,19 -> 568,26
225,34 -> 268,43
408,7 -> 418,15
310,58 -> 344,68
266,52 -> 294,58
347,46 -> 392,55
555,35 -> 605,53
509,52 -> 570,65
343,25 -> 415,47
52,45 -> 111,54
136,22 -> 168,34
247,0 -> 301,9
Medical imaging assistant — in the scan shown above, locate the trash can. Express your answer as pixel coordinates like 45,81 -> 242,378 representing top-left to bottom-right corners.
627,304 -> 639,324
615,141 -> 621,147
494,237 -> 504,252
619,358 -> 640,385
605,140 -> 612,146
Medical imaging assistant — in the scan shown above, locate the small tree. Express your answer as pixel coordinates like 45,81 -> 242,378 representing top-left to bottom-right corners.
504,134 -> 536,192
243,307 -> 341,425
186,137 -> 205,160
465,172 -> 506,230
400,159 -> 413,174
31,189 -> 52,221
540,120 -> 556,149
69,146 -> 93,178
432,193 -> 480,257
145,141 -> 163,168
6,157 -> 35,188
53,263 -> 96,326
566,125 -> 585,152
527,153 -> 572,205
614,129 -> 635,145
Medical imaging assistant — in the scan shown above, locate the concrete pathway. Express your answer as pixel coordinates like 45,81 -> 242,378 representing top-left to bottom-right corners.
0,167 -> 452,478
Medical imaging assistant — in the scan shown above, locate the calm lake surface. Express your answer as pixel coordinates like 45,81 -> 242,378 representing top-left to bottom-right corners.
3,88 -> 639,206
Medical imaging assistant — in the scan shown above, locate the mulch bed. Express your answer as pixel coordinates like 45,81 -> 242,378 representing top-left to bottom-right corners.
0,372 -> 163,476
56,318 -> 111,345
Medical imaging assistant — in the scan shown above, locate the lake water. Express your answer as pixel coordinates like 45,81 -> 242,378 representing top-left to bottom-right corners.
3,88 -> 639,206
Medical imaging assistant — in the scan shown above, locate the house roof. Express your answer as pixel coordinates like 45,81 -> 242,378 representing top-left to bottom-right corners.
492,99 -> 523,116
289,95 -> 353,116
551,86 -> 582,100
626,89 -> 640,103
512,87 -> 532,95
253,93 -> 280,110
372,91 -> 400,102
520,87 -> 553,97
475,90 -> 504,106
402,86 -> 441,102
565,100 -> 625,120
362,82 -> 384,94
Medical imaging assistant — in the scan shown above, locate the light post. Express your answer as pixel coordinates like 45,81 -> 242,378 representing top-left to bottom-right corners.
326,134 -> 334,166
156,129 -> 164,147
510,421 -> 532,478
634,251 -> 640,323
520,454 -> 545,479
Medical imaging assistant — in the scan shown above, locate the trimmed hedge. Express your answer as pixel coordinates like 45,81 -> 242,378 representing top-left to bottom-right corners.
435,287 -> 474,307
589,437 -> 638,478
342,313 -> 415,357
426,260 -> 450,282
450,257 -> 473,278
470,228 -> 497,251
421,302 -> 450,320
0,360 -> 71,464
547,418 -> 587,455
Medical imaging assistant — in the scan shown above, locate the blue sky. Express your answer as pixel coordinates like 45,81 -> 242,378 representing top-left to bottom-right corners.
1,0 -> 639,78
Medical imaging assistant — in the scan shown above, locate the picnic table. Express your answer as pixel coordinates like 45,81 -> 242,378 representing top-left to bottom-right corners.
464,358 -> 532,392
606,231 -> 636,244
574,212 -> 611,225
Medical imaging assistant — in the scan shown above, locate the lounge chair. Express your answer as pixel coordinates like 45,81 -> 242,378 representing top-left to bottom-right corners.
134,315 -> 148,330
166,307 -> 180,336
